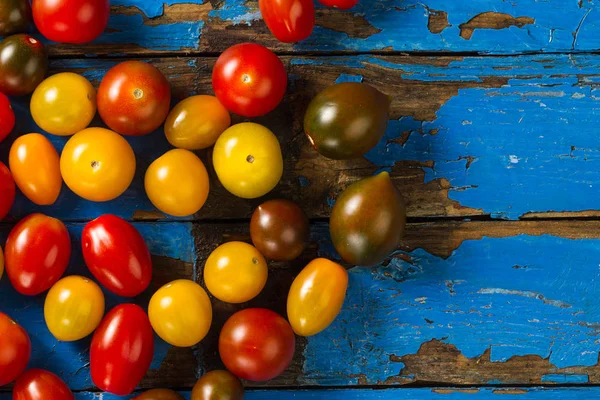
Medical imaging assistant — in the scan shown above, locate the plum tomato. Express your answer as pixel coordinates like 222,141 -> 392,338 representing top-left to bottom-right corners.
97,61 -> 171,136
144,149 -> 209,217
0,34 -> 47,96
191,370 -> 244,400
31,73 -> 96,136
0,93 -> 15,143
133,389 -> 185,400
13,369 -> 74,400
0,313 -> 31,387
164,95 -> 231,150
212,43 -> 287,117
318,0 -> 359,9
148,279 -> 212,347
82,214 -> 152,297
0,0 -> 32,36
91,304 -> 154,396
60,127 -> 136,202
32,0 -> 109,44
204,241 -> 268,304
219,308 -> 295,382
259,0 -> 315,43
0,161 -> 15,221
5,214 -> 71,296
9,133 -> 62,206
213,123 -> 283,199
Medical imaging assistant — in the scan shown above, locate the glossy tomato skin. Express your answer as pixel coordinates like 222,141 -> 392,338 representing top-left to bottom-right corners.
98,61 -> 171,136
0,162 -> 15,221
260,0 -> 314,43
5,214 -> 71,296
13,369 -> 74,400
32,0 -> 109,44
318,0 -> 359,9
91,304 -> 154,396
0,93 -> 15,143
212,43 -> 287,117
0,34 -> 47,96
0,313 -> 31,386
82,215 -> 152,297
191,370 -> 244,400
133,389 -> 185,400
0,0 -> 32,35
219,308 -> 295,382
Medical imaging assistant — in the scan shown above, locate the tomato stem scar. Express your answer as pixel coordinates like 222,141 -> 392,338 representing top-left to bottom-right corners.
246,155 -> 255,163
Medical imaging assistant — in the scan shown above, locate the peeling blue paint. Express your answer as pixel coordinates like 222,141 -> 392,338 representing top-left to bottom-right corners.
542,374 -> 590,383
299,176 -> 311,188
335,74 -> 364,83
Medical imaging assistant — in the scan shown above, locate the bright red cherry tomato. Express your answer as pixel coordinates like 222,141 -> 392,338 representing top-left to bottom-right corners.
5,214 -> 71,296
219,308 -> 295,382
0,313 -> 31,387
82,215 -> 152,297
13,369 -> 74,400
0,93 -> 15,143
259,0 -> 315,43
91,304 -> 154,396
318,0 -> 359,9
0,162 -> 15,221
32,0 -> 110,44
212,43 -> 287,117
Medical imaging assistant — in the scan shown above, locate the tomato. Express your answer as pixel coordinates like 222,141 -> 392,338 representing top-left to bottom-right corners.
60,127 -> 136,202
144,149 -> 209,217
91,304 -> 154,396
259,0 -> 314,43
32,0 -> 109,44
0,34 -> 47,96
0,93 -> 15,143
204,241 -> 268,304
212,43 -> 287,117
213,123 -> 283,199
191,370 -> 244,400
164,95 -> 231,150
0,161 -> 15,221
318,0 -> 359,9
82,214 -> 152,297
0,313 -> 30,386
5,214 -> 71,296
97,61 -> 171,136
44,275 -> 105,341
219,308 -> 295,381
31,73 -> 96,136
148,279 -> 212,347
0,0 -> 32,36
133,389 -> 185,400
9,133 -> 62,206
13,369 -> 73,400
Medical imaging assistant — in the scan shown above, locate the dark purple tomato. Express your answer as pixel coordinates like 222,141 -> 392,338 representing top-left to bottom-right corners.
0,34 -> 47,96
0,0 -> 32,35
191,370 -> 244,400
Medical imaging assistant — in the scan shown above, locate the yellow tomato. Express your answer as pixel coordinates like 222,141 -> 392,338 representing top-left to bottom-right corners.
287,258 -> 348,337
60,127 -> 136,202
0,246 -> 4,280
213,122 -> 283,199
165,95 -> 231,150
44,275 -> 105,341
31,72 -> 97,136
204,241 -> 268,304
144,149 -> 209,217
148,279 -> 212,347
9,133 -> 62,205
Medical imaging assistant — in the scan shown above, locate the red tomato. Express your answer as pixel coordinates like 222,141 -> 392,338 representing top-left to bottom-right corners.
82,215 -> 152,297
13,369 -> 74,400
97,61 -> 171,136
318,0 -> 359,9
91,304 -> 154,396
219,308 -> 295,382
32,0 -> 110,44
5,214 -> 71,296
0,313 -> 31,387
259,0 -> 315,43
0,162 -> 15,221
212,43 -> 287,117
0,93 -> 15,143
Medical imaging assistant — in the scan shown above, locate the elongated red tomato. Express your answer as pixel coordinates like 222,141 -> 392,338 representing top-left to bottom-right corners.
260,0 -> 315,43
13,369 -> 74,400
318,0 -> 359,9
0,93 -> 15,143
0,313 -> 31,387
82,215 -> 152,297
0,161 -> 15,221
91,304 -> 154,396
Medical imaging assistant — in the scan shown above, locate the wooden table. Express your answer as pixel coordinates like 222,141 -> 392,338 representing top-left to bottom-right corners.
2,0 -> 600,398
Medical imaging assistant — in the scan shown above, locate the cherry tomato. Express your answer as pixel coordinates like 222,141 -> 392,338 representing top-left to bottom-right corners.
0,313 -> 31,386
31,73 -> 96,136
0,0 -> 32,36
13,369 -> 73,400
98,61 -> 171,136
191,370 -> 244,400
32,0 -> 109,44
91,304 -> 154,396
133,389 -> 185,400
60,127 -> 136,202
0,93 -> 15,143
82,214 -> 152,297
212,43 -> 287,117
9,133 -> 62,206
259,0 -> 315,43
44,276 -> 105,341
0,161 -> 15,221
145,149 -> 209,217
0,34 -> 47,96
213,123 -> 283,199
148,279 -> 212,347
164,95 -> 231,150
318,0 -> 359,9
219,308 -> 295,381
5,214 -> 71,296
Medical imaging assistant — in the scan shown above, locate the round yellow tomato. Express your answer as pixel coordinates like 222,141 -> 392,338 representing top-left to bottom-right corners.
287,258 -> 348,337
44,275 -> 105,341
213,122 -> 283,199
148,279 -> 212,347
9,133 -> 62,205
204,241 -> 268,304
165,95 -> 231,150
0,245 -> 4,280
60,127 -> 136,202
144,149 -> 209,217
31,72 -> 97,136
